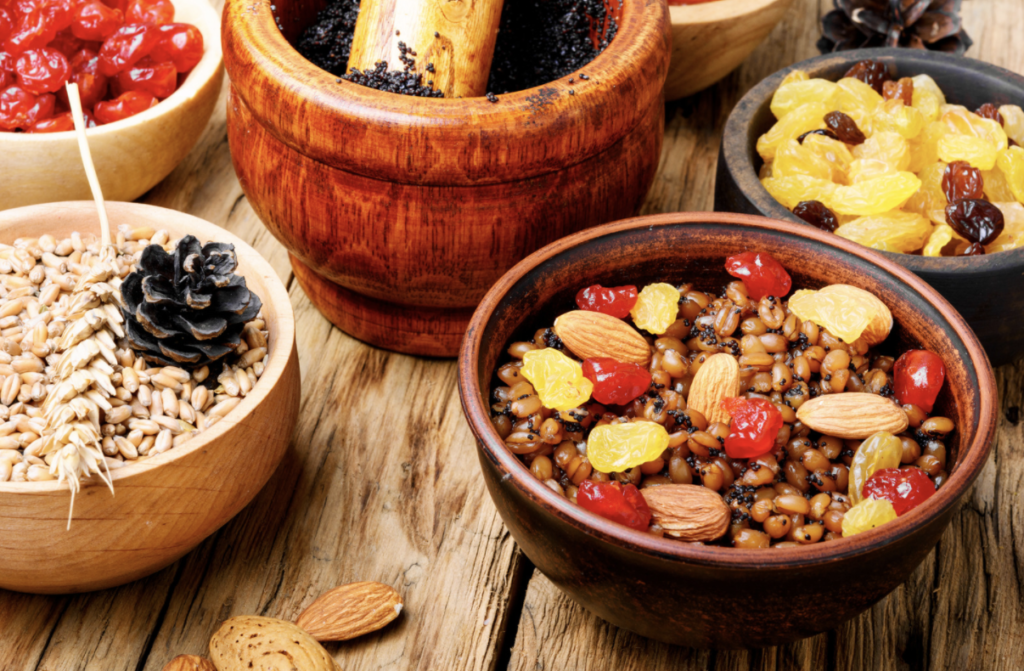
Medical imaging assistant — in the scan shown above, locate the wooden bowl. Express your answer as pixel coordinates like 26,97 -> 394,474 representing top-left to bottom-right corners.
0,201 -> 299,594
714,47 -> 1024,367
458,212 -> 997,648
222,0 -> 671,357
665,0 -> 794,101
0,0 -> 224,210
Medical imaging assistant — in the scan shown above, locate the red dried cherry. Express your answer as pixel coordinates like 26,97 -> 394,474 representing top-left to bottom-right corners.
125,0 -> 172,24
0,8 -> 14,43
97,22 -> 158,75
0,83 -> 35,128
4,3 -> 55,55
28,108 -> 72,131
72,0 -> 122,41
22,88 -> 53,122
48,27 -> 86,57
576,480 -> 651,531
575,283 -> 638,319
720,397 -> 783,459
99,0 -> 128,14
862,467 -> 935,516
724,251 -> 792,301
57,47 -> 107,107
15,47 -> 69,93
581,357 -> 651,406
149,22 -> 201,72
42,0 -> 76,32
893,350 -> 945,413
92,88 -> 153,123
113,55 -> 173,98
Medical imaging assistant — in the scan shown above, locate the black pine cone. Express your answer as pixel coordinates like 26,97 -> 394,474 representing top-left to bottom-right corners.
121,236 -> 263,368
818,0 -> 972,55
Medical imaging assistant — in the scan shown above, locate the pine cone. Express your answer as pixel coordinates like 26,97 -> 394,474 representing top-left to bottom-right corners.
121,236 -> 263,368
818,0 -> 972,55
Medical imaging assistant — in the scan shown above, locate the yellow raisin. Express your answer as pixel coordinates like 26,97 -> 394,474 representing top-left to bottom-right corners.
842,498 -> 898,536
847,158 -> 897,184
757,102 -> 829,161
762,175 -> 838,210
521,348 -> 593,411
938,135 -> 998,171
852,132 -> 911,171
983,167 -> 1017,202
587,421 -> 671,474
987,202 -> 1024,252
904,161 -> 947,217
780,70 -> 810,87
773,139 -> 836,181
911,75 -> 946,105
836,77 -> 883,115
828,172 -> 921,216
923,224 -> 956,256
996,145 -> 1024,203
834,211 -> 932,253
849,431 -> 904,504
872,99 -> 926,140
999,104 -> 1024,146
911,88 -> 942,123
771,79 -> 840,120
631,283 -> 680,335
802,134 -> 855,183
788,284 -> 886,344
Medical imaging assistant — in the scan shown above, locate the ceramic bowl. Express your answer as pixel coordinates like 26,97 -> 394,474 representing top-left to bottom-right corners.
0,0 -> 224,210
222,0 -> 670,357
0,201 -> 299,594
665,0 -> 794,100
714,47 -> 1024,367
458,212 -> 997,648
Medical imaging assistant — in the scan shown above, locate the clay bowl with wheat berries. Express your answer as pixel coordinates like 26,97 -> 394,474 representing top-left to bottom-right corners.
457,212 -> 996,648
221,0 -> 670,357
0,0 -> 223,210
0,202 -> 299,594
715,47 -> 1024,367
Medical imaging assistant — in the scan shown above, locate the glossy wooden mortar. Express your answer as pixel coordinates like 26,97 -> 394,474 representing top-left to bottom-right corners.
715,47 -> 1024,367
666,0 -> 794,101
0,202 -> 300,594
458,212 -> 997,648
0,0 -> 223,210
222,0 -> 670,357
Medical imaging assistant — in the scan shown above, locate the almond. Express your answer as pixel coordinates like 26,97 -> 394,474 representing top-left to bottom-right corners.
686,353 -> 741,426
162,656 -> 216,671
553,310 -> 650,365
796,392 -> 908,439
295,582 -> 403,642
209,616 -> 339,671
641,484 -> 730,541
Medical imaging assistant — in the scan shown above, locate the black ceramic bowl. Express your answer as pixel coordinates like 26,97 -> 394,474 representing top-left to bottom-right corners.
715,47 -> 1024,367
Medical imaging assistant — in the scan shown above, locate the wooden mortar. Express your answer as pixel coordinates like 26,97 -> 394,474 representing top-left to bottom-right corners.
223,0 -> 671,357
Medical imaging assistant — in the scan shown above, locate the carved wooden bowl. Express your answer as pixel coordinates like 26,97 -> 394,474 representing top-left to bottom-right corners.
715,47 -> 1024,366
221,0 -> 671,357
458,212 -> 997,648
0,0 -> 223,210
0,202 -> 300,594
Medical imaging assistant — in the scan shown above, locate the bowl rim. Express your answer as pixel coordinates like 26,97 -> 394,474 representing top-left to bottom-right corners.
668,0 -> 790,24
719,46 -> 1024,273
0,0 -> 223,143
0,201 -> 296,493
458,211 -> 998,569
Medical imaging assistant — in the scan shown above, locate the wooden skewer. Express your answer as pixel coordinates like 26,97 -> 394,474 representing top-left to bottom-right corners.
348,0 -> 505,98
65,82 -> 112,248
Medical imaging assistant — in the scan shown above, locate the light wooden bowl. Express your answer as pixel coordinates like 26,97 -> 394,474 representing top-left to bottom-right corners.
0,0 -> 224,211
665,0 -> 794,100
0,202 -> 300,594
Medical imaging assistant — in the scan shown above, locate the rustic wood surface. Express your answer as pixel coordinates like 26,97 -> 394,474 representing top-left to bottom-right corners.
0,0 -> 1021,668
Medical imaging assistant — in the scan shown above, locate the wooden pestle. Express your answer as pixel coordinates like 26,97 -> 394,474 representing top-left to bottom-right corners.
348,0 -> 504,98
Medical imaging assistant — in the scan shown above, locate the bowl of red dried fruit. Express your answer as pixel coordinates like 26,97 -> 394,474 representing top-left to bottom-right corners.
0,0 -> 222,209
715,48 -> 1024,366
458,211 -> 996,648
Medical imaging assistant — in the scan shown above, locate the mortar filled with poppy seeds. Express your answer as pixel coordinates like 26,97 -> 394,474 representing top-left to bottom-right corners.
222,0 -> 671,356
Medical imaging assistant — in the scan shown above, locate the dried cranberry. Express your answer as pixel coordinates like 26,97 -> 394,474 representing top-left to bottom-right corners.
97,22 -> 158,75
824,110 -> 866,145
941,160 -> 984,204
844,59 -> 890,94
149,22 -> 202,72
792,200 -> 839,232
862,467 -> 935,516
576,480 -> 651,531
720,397 -> 783,459
92,88 -> 154,123
893,349 -> 945,413
126,0 -> 173,24
0,83 -> 35,128
581,358 -> 651,406
15,46 -> 69,93
575,284 -> 637,319
114,55 -> 174,98
797,128 -> 840,144
72,0 -> 123,42
945,199 -> 1004,245
975,103 -> 1003,124
28,108 -> 73,131
724,251 -> 792,301
882,77 -> 913,105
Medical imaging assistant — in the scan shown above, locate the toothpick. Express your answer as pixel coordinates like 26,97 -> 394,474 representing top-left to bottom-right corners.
65,82 -> 111,248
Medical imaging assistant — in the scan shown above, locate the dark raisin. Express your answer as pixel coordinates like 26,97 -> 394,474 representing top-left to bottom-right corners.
843,59 -> 891,94
942,161 -> 985,204
976,103 -> 1004,125
945,199 -> 1005,245
824,111 -> 866,145
960,242 -> 986,256
797,128 -> 840,144
793,200 -> 840,232
882,77 -> 913,106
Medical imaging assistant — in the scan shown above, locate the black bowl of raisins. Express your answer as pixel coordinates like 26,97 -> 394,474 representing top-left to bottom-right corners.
716,47 -> 1024,367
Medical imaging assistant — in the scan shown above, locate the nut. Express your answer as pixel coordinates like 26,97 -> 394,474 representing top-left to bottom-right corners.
162,656 -> 216,671
209,616 -> 339,671
796,392 -> 908,439
641,484 -> 731,541
553,310 -> 650,365
686,353 -> 741,426
295,582 -> 403,642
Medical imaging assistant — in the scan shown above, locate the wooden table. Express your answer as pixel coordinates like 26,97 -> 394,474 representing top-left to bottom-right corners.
3,0 -> 1023,668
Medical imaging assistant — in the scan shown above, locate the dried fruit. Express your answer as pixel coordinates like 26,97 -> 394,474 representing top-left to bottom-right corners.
719,397 -> 783,458
724,251 -> 791,300
575,284 -> 637,319
996,145 -> 1024,203
842,497 -> 898,536
792,200 -> 839,232
761,174 -> 837,210
1000,104 -> 1024,146
774,138 -> 837,181
757,101 -> 829,161
836,76 -> 882,116
788,283 -> 892,346
553,310 -> 651,365
630,282 -> 680,335
520,348 -> 593,411
863,467 -> 936,515
586,420 -> 670,474
797,394 -> 909,441
771,78 -> 839,120
149,22 -> 204,72
961,242 -> 985,255
975,103 -> 1003,124
295,582 -> 403,642
923,223 -> 955,256
834,210 -> 932,253
872,99 -> 925,139
577,480 -> 651,531
15,46 -> 68,93
942,160 -> 984,203
97,22 -> 159,75
945,198 -> 1005,244
824,110 -> 866,145
851,132 -> 911,171
209,616 -> 340,671
640,484 -> 731,541
893,349 -> 945,413
987,201 -> 1024,252
798,128 -> 840,144
844,60 -> 890,94
161,655 -> 216,671
937,134 -> 998,171
882,77 -> 913,105
849,431 -> 904,504
93,89 -> 157,123
582,357 -> 650,406
687,353 -> 741,426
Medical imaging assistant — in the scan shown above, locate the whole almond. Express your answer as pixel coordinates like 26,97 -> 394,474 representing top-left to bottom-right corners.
686,353 -> 741,426
796,392 -> 908,439
553,310 -> 650,365
295,582 -> 403,642
209,616 -> 339,671
641,484 -> 730,541
162,655 -> 216,671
